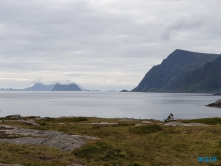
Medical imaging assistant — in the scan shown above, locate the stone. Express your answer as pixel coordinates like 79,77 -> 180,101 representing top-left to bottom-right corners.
83,122 -> 118,125
0,125 -> 99,151
0,163 -> 23,166
215,99 -> 221,105
207,99 -> 221,108
67,164 -> 86,166
135,124 -> 145,126
5,114 -> 22,120
164,122 -> 209,126
214,92 -> 221,95
142,121 -> 153,124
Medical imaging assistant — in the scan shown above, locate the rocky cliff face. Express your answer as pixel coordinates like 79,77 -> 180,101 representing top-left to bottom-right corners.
52,83 -> 82,91
132,49 -> 219,92
178,55 -> 221,92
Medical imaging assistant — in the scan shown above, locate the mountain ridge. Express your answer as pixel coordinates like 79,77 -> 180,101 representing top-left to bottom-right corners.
132,49 -> 220,92
178,55 -> 221,92
52,83 -> 82,91
24,83 -> 55,91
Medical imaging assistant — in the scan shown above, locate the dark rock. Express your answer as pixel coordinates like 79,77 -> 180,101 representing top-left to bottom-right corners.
5,114 -> 22,120
120,89 -> 129,92
206,99 -> 221,108
214,92 -> 221,95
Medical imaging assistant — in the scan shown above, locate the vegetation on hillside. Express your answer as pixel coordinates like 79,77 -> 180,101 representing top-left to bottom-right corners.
0,117 -> 221,165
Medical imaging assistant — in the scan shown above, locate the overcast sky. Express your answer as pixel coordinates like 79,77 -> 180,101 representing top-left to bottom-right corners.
0,0 -> 221,91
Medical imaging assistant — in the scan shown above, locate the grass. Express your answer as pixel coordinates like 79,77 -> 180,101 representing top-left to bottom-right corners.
1,117 -> 221,165
73,141 -> 127,162
129,125 -> 162,134
182,117 -> 221,125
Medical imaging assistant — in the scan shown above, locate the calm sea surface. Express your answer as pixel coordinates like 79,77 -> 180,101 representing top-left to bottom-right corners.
0,91 -> 220,120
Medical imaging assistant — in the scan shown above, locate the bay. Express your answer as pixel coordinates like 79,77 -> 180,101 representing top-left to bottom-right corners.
0,91 -> 220,120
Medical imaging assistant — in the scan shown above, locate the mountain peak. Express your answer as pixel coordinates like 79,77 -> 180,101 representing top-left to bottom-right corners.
52,83 -> 83,91
132,50 -> 219,92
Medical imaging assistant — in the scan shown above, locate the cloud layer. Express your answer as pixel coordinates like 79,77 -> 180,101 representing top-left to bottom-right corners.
0,0 -> 221,90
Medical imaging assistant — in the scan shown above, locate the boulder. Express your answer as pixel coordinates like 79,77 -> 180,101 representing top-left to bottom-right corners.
5,114 -> 22,120
214,92 -> 221,95
207,99 -> 221,108
215,99 -> 221,105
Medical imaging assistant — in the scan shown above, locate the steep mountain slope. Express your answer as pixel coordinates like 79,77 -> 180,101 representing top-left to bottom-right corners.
52,83 -> 82,91
178,55 -> 221,92
24,83 -> 55,91
132,49 -> 219,92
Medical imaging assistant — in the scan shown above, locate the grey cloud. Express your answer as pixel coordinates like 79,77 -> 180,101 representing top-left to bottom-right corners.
160,14 -> 204,40
0,0 -> 221,90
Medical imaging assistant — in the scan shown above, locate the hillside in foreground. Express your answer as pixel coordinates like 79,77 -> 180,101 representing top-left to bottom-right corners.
1,116 -> 221,165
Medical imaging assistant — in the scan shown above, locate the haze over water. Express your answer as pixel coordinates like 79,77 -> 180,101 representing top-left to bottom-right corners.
0,92 -> 220,120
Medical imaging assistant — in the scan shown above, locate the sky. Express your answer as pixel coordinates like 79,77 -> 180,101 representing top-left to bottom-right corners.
0,0 -> 221,91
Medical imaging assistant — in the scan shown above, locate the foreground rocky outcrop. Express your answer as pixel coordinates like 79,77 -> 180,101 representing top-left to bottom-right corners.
0,125 -> 99,151
206,99 -> 221,108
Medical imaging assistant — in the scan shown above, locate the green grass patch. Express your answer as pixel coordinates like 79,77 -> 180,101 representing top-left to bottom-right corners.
130,125 -> 162,134
183,117 -> 221,125
43,117 -> 88,123
73,141 -> 126,161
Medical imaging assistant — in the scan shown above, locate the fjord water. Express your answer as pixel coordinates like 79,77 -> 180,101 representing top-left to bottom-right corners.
0,92 -> 220,120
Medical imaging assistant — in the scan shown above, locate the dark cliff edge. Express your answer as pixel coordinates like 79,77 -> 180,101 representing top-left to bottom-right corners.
178,55 -> 221,92
132,49 -> 219,92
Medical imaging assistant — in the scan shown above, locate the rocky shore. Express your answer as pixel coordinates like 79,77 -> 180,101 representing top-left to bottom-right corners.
206,99 -> 221,108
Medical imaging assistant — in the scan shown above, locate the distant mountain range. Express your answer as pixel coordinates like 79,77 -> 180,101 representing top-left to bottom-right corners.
132,49 -> 221,93
1,82 -> 83,91
23,83 -> 55,91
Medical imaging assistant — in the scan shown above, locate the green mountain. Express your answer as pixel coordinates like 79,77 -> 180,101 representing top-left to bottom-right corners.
132,49 -> 219,92
178,55 -> 221,92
